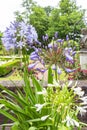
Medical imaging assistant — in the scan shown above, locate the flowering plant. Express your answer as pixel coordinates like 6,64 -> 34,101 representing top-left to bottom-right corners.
29,33 -> 77,81
0,69 -> 87,130
2,21 -> 38,51
0,21 -> 87,130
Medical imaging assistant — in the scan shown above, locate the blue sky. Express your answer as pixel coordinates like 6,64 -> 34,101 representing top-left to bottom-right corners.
0,0 -> 87,32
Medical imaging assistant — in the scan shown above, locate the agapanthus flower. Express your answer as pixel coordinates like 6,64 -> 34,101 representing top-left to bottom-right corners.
57,39 -> 63,43
2,21 -> 38,50
57,68 -> 62,75
80,96 -> 87,104
36,68 -> 47,73
66,35 -> 69,41
35,103 -> 46,112
65,54 -> 73,63
63,115 -> 79,127
48,79 -> 60,87
73,87 -> 84,97
41,115 -> 49,121
65,68 -> 76,73
30,33 -> 76,77
77,106 -> 87,117
42,34 -> 49,41
28,62 -> 37,70
54,32 -> 58,39
37,88 -> 47,95
52,64 -> 57,70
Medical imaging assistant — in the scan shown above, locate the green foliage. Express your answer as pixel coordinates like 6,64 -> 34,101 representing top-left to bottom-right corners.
0,56 -> 22,61
43,6 -> 54,16
63,40 -> 80,50
29,6 -> 49,40
0,59 -> 20,76
14,0 -> 86,41
47,0 -> 86,39
0,67 -> 87,129
14,0 -> 36,22
48,67 -> 53,84
0,31 -> 3,55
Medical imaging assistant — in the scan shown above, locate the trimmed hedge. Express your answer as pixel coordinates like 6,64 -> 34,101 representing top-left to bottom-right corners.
0,59 -> 20,76
0,56 -> 22,61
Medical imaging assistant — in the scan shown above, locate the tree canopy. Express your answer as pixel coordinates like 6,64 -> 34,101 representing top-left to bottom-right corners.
14,0 -> 86,40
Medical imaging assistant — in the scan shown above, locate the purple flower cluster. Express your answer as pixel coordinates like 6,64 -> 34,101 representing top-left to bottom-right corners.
64,47 -> 76,64
2,21 -> 38,50
29,34 -> 76,75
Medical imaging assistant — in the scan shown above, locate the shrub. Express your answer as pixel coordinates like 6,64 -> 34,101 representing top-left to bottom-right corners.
0,59 -> 20,76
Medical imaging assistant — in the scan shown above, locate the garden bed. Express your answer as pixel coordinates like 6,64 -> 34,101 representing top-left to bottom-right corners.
0,80 -> 87,126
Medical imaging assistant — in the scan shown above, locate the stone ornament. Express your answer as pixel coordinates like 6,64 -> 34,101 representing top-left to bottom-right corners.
80,28 -> 87,49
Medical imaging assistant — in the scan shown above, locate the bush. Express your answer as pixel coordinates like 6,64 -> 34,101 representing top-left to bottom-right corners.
0,59 -> 20,76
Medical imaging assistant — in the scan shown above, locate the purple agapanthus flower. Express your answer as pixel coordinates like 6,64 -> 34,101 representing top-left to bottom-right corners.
54,32 -> 58,39
52,64 -> 57,70
57,39 -> 63,43
66,35 -> 69,41
42,34 -> 49,41
28,63 -> 37,70
30,32 -> 77,76
65,54 -> 73,63
57,68 -> 62,75
65,68 -> 76,73
2,21 -> 38,50
36,68 -> 47,73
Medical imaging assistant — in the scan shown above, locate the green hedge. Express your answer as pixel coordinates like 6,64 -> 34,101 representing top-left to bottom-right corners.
0,59 -> 20,76
0,56 -> 22,61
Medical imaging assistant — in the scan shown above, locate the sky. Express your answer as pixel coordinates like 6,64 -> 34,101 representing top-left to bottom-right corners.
0,0 -> 87,32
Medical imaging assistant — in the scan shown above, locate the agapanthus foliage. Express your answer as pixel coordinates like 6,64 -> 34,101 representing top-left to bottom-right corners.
0,71 -> 87,130
2,21 -> 38,50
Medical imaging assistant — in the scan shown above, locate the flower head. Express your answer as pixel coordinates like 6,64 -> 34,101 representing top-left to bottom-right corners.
30,33 -> 76,76
73,87 -> 84,97
35,103 -> 46,112
2,21 -> 38,50
64,115 -> 79,127
77,106 -> 87,117
41,115 -> 49,121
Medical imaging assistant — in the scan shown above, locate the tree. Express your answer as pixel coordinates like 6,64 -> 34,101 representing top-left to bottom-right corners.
14,1 -> 49,40
29,6 -> 49,40
44,6 -> 54,16
14,0 -> 36,22
47,0 -> 86,39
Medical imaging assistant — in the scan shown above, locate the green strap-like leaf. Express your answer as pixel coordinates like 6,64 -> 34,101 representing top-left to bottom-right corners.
48,67 -> 53,84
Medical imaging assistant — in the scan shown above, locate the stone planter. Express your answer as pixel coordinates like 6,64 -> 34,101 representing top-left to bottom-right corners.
80,49 -> 87,70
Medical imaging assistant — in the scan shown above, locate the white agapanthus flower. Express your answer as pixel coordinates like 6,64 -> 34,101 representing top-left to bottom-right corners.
80,96 -> 87,102
68,80 -> 73,87
80,96 -> 87,105
37,88 -> 47,95
48,79 -> 60,87
41,115 -> 49,121
35,103 -> 46,112
73,87 -> 84,97
68,81 -> 78,87
77,106 -> 87,117
63,115 -> 79,127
